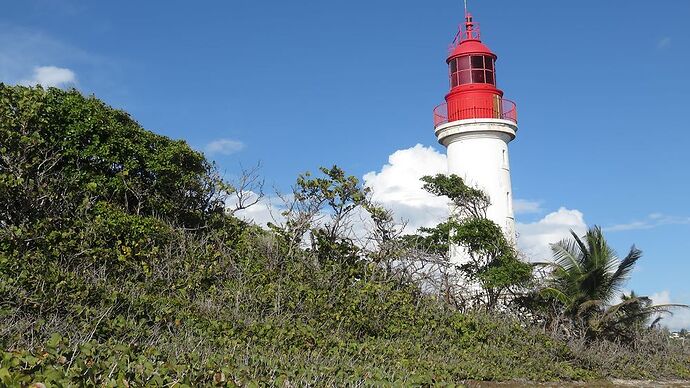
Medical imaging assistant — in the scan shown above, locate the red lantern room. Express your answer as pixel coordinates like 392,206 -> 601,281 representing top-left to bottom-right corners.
433,13 -> 517,127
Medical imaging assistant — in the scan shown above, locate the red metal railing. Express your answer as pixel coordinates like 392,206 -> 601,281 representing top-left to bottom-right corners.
450,14 -> 481,47
433,98 -> 517,128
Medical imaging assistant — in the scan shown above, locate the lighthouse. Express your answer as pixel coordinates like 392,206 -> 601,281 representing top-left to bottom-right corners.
433,12 -> 518,262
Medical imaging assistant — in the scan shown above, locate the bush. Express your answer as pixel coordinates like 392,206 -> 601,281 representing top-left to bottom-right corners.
1,86 -> 688,385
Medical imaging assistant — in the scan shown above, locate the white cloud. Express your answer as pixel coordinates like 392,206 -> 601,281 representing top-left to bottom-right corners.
20,65 -> 76,87
204,139 -> 245,156
362,144 -> 448,233
649,291 -> 690,330
0,24 -> 98,85
657,37 -> 671,49
0,23 -> 127,94
232,144 -> 586,264
514,199 -> 542,215
361,144 -> 548,234
517,208 -> 587,262
227,145 -> 689,329
232,193 -> 283,227
232,144 -> 448,235
229,144 -> 441,245
604,213 -> 690,232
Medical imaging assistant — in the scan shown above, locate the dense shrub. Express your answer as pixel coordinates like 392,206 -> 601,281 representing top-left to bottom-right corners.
1,86 -> 688,385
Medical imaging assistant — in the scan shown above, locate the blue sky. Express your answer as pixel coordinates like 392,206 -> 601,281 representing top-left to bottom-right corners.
2,1 -> 689,328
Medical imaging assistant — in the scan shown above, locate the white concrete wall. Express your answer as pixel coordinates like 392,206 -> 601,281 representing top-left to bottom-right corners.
435,119 -> 517,265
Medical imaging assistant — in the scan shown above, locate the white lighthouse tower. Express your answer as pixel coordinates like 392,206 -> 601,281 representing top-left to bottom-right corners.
433,12 -> 518,263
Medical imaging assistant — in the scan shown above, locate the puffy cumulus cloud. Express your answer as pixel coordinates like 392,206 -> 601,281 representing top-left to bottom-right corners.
362,144 -> 448,233
517,208 -> 587,262
650,291 -> 690,330
20,66 -> 76,87
232,144 -> 588,264
231,144 -> 449,236
204,139 -> 245,156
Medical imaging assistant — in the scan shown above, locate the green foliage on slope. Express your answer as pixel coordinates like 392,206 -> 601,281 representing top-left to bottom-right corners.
0,85 -> 688,386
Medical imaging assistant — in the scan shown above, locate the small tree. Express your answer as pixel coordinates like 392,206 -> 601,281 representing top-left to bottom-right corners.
270,165 -> 369,265
408,174 -> 532,309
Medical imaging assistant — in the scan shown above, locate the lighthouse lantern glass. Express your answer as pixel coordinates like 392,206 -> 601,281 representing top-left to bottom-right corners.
458,56 -> 470,70
485,57 -> 494,70
449,55 -> 496,88
471,56 -> 484,68
472,69 -> 485,83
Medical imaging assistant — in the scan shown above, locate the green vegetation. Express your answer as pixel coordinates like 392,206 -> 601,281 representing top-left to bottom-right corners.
534,228 -> 684,341
412,174 -> 533,308
1,85 -> 688,386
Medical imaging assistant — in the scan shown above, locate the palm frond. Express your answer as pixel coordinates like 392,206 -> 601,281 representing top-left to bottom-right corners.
644,303 -> 690,313
539,287 -> 571,306
649,316 -> 663,328
577,299 -> 603,317
601,298 -> 687,330
570,228 -> 590,263
584,226 -> 617,274
599,296 -> 643,323
609,245 -> 643,293
550,238 -> 583,274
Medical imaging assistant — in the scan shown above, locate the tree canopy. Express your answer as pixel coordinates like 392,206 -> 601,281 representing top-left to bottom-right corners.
0,84 -> 228,232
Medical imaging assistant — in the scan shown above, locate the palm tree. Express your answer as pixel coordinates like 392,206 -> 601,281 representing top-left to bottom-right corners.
540,226 -> 685,339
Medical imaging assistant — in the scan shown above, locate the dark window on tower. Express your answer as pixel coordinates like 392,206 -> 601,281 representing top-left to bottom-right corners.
451,73 -> 459,88
459,71 -> 472,84
484,56 -> 494,70
471,69 -> 485,83
457,56 -> 471,70
471,55 -> 484,69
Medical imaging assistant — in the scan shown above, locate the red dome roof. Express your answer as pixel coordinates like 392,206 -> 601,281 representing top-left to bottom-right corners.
447,39 -> 496,62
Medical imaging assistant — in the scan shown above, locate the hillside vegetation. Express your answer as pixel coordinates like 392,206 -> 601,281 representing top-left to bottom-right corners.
1,85 -> 688,386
